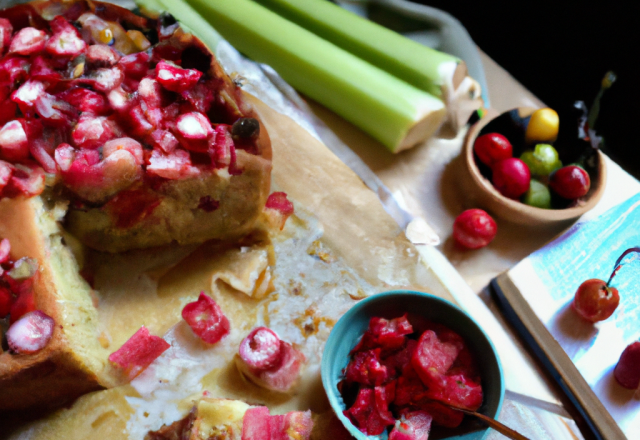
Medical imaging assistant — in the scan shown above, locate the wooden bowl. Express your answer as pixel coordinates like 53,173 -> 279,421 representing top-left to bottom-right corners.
462,108 -> 607,226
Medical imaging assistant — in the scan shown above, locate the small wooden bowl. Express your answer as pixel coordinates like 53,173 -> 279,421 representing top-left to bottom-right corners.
462,108 -> 607,226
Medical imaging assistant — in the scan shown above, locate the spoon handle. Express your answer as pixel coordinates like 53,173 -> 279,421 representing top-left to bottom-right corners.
453,406 -> 531,440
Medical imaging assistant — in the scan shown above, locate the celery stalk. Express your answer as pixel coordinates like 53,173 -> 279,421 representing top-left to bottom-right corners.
253,0 -> 464,98
180,0 -> 445,152
136,0 -> 223,51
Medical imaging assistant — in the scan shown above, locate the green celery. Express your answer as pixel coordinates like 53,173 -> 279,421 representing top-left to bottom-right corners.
253,0 -> 463,98
180,0 -> 445,152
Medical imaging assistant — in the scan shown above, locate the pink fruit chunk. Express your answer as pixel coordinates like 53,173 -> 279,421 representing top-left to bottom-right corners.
11,80 -> 46,115
151,129 -> 179,154
46,26 -> 86,57
34,94 -> 78,127
353,314 -> 414,353
0,120 -> 29,162
614,341 -> 640,389
241,406 -> 271,440
182,80 -> 216,113
0,18 -> 12,55
256,341 -> 306,392
0,98 -> 18,126
9,285 -> 36,324
90,66 -> 125,92
108,326 -> 170,380
85,44 -> 120,68
209,125 -> 236,168
0,237 -> 10,264
156,60 -> 202,93
0,159 -> 14,193
0,56 -> 29,84
29,139 -> 57,174
382,338 -> 418,378
549,165 -> 590,200
103,137 -> 144,165
126,104 -> 155,137
29,55 -> 62,82
107,87 -> 134,113
9,27 -> 48,56
118,51 -> 150,80
175,112 -> 213,151
269,411 -> 314,440
344,384 -> 396,436
58,88 -> 110,115
452,209 -> 497,250
3,163 -> 45,198
239,327 -> 282,370
138,78 -> 164,108
491,157 -> 531,199
54,143 -> 75,172
389,411 -> 433,440
6,310 -> 55,354
344,348 -> 390,386
71,114 -> 116,149
265,192 -> 294,216
181,292 -> 230,344
146,148 -> 199,180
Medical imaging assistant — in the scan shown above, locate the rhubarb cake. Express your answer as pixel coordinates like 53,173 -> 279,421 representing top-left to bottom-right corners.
0,0 -> 272,253
0,0 -> 271,410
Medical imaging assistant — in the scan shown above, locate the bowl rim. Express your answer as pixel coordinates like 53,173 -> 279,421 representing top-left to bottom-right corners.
463,108 -> 607,225
321,290 -> 505,440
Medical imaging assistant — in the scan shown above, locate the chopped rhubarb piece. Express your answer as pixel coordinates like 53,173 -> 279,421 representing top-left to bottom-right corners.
0,238 -> 10,263
345,386 -> 395,436
209,125 -> 236,168
239,327 -> 282,370
6,310 -> 55,354
0,159 -> 14,192
0,285 -> 12,318
71,114 -> 117,149
85,44 -> 120,68
91,66 -> 124,92
57,88 -> 110,115
265,192 -> 294,216
118,51 -> 150,80
8,27 -> 48,56
252,341 -> 306,393
389,411 -> 433,440
411,330 -> 463,383
383,339 -> 418,378
181,292 -> 230,344
3,163 -> 45,198
34,94 -> 78,127
344,387 -> 374,433
126,104 -> 154,137
175,112 -> 213,152
11,80 -> 46,115
45,25 -> 86,57
150,129 -> 179,154
138,78 -> 164,108
107,87 -> 133,113
108,326 -> 170,380
374,381 -> 397,424
344,348 -> 390,386
103,137 -> 144,165
156,60 -> 202,93
0,18 -> 12,55
394,374 -> 429,407
29,138 -> 57,174
353,314 -> 414,353
9,288 -> 36,324
0,120 -> 29,161
241,406 -> 271,440
269,411 -> 314,440
146,148 -> 199,180
182,80 -> 215,113
0,56 -> 29,84
54,143 -> 75,172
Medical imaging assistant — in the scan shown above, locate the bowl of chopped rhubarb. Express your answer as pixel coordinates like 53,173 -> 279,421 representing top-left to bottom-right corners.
322,290 -> 504,440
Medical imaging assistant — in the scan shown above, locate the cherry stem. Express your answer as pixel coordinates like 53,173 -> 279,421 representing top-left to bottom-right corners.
606,247 -> 640,287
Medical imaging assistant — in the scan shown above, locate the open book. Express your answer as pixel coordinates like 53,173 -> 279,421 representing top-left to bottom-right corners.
492,190 -> 640,440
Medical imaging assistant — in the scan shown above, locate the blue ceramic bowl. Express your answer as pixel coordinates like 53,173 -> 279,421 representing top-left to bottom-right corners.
321,290 -> 504,440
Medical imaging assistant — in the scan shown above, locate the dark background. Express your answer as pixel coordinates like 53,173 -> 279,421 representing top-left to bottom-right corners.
412,1 -> 640,179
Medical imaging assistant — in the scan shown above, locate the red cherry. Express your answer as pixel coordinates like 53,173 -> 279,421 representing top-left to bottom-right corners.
491,158 -> 530,199
572,278 -> 619,322
614,341 -> 640,389
473,133 -> 513,166
549,165 -> 590,199
453,209 -> 497,250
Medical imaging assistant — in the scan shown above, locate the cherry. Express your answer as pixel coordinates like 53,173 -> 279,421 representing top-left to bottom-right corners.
473,133 -> 512,166
452,209 -> 497,250
549,165 -> 590,199
491,158 -> 530,199
572,247 -> 640,322
614,341 -> 640,389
